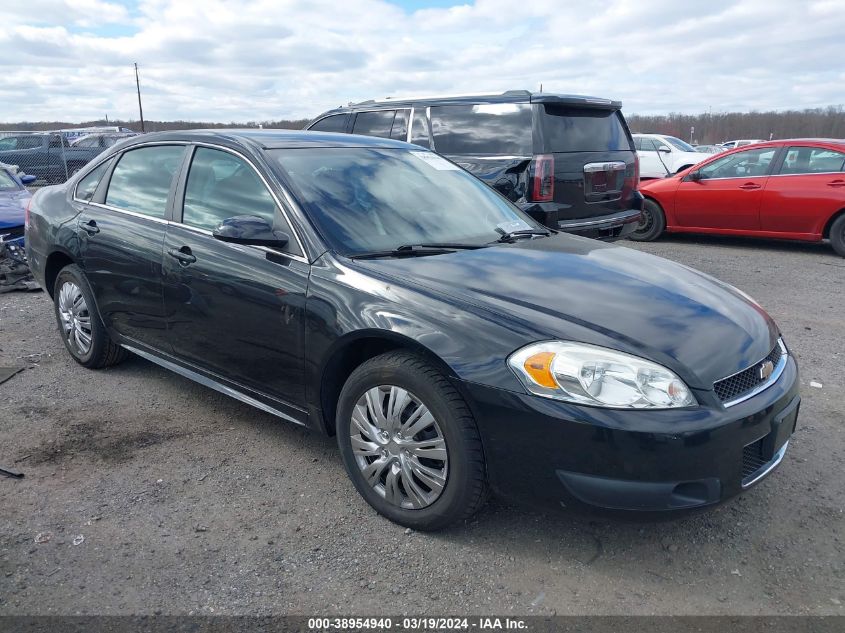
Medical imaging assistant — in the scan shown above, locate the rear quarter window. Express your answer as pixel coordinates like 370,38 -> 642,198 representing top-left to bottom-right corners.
429,103 -> 532,155
309,114 -> 350,133
539,105 -> 632,153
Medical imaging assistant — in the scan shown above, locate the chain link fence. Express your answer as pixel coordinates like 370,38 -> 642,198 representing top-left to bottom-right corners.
0,128 -> 134,186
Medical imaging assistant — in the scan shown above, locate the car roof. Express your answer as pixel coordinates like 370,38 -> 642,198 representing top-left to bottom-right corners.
117,129 -> 412,151
315,90 -> 621,115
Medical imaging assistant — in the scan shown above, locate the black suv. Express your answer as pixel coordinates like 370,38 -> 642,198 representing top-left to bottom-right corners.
306,90 -> 643,240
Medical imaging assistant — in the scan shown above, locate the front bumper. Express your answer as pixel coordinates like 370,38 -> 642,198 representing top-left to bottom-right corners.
461,354 -> 800,513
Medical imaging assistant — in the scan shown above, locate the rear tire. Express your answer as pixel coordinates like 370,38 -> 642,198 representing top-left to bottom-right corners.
630,199 -> 666,242
336,351 -> 487,531
829,214 -> 845,258
53,264 -> 128,369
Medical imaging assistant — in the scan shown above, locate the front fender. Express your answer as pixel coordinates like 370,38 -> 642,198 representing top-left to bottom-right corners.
304,253 -> 536,404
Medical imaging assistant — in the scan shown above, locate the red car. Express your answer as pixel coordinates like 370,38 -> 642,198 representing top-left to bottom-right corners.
632,139 -> 845,257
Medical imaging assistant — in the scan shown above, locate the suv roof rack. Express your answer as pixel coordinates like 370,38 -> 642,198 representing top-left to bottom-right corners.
351,89 -> 532,106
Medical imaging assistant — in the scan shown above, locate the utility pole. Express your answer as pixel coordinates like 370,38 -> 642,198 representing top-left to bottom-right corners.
134,62 -> 145,133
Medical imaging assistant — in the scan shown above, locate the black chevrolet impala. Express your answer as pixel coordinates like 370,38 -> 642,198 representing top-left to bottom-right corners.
25,130 -> 800,530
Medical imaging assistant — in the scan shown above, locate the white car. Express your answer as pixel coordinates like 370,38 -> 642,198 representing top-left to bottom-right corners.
632,134 -> 708,179
720,139 -> 764,150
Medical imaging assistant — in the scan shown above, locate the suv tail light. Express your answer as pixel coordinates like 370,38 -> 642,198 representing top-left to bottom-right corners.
530,154 -> 554,202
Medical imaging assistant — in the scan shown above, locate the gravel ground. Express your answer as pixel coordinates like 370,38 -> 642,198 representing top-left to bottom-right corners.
0,234 -> 843,616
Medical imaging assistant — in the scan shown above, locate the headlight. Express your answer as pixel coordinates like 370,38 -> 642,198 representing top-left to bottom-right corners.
508,341 -> 696,409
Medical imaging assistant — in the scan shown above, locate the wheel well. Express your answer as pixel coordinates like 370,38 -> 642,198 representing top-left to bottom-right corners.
823,209 -> 845,239
319,335 -> 454,436
44,251 -> 74,297
642,195 -> 663,210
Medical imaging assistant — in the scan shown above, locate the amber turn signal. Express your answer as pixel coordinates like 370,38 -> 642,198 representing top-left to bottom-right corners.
523,351 -> 558,388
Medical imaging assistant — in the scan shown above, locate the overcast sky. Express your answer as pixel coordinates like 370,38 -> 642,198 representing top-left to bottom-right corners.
1,0 -> 842,123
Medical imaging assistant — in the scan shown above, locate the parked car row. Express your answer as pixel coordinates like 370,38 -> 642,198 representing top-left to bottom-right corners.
693,144 -> 725,154
26,121 -> 802,529
0,133 -> 104,184
0,132 -> 139,185
721,139 -> 764,150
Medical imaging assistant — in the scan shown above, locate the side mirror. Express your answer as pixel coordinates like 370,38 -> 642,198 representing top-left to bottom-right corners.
689,171 -> 703,182
657,145 -> 671,153
212,215 -> 289,248
20,174 -> 37,185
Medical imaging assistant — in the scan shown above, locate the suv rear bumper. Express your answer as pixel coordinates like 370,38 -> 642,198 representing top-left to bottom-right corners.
520,193 -> 643,241
555,208 -> 642,241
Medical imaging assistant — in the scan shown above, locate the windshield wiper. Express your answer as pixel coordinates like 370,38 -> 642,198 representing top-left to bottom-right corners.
491,228 -> 552,243
349,243 -> 484,260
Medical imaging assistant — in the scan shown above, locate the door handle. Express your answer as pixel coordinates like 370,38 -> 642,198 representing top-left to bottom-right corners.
167,247 -> 196,266
80,220 -> 100,235
827,180 -> 845,188
738,182 -> 762,190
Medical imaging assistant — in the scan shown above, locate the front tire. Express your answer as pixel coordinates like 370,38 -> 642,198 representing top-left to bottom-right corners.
630,199 -> 666,242
337,351 -> 487,531
829,214 -> 845,257
53,264 -> 128,368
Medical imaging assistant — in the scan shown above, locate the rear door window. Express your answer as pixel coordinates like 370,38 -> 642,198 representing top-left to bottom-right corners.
635,137 -> 658,152
429,103 -> 532,155
779,147 -> 845,174
309,114 -> 350,133
105,145 -> 185,218
539,106 -> 631,152
352,110 -> 396,138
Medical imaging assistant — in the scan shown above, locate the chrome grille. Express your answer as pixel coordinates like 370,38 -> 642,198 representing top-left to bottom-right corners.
713,340 -> 785,405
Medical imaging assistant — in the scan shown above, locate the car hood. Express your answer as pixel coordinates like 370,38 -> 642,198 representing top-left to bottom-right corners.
350,235 -> 779,389
0,189 -> 29,228
678,150 -> 707,163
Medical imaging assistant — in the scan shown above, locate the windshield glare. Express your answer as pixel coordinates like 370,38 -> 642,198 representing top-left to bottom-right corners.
665,136 -> 696,153
271,148 -> 540,255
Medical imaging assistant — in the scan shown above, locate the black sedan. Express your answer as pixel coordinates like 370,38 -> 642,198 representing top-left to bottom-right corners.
25,130 -> 799,530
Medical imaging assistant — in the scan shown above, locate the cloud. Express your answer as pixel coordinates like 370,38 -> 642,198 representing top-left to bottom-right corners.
0,0 -> 841,123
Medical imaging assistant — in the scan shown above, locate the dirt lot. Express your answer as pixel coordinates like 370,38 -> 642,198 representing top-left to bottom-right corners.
1,234 -> 843,616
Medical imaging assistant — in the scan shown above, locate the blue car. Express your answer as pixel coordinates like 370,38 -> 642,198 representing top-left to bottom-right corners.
0,166 -> 36,245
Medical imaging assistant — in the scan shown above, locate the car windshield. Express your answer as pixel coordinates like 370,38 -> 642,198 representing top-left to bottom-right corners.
270,147 -> 542,256
664,136 -> 697,152
0,169 -> 20,191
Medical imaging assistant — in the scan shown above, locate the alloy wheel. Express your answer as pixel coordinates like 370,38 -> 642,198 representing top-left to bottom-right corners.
57,281 -> 93,356
349,385 -> 449,510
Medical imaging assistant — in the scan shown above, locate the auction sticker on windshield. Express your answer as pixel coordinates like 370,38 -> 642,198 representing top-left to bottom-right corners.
410,151 -> 462,170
